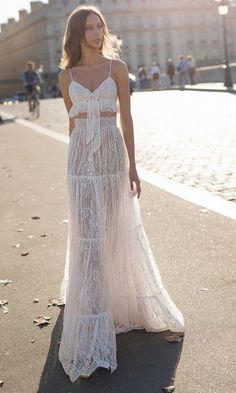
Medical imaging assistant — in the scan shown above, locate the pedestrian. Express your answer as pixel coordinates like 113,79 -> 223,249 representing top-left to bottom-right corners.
177,55 -> 188,87
186,54 -> 196,84
21,61 -> 41,111
166,58 -> 176,86
150,61 -> 160,90
138,65 -> 148,90
58,5 -> 184,383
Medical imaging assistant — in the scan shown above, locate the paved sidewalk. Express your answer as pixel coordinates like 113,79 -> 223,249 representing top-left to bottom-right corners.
136,81 -> 236,93
162,82 -> 236,93
0,121 -> 235,393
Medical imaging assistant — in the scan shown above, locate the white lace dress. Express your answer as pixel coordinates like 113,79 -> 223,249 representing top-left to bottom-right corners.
58,60 -> 184,382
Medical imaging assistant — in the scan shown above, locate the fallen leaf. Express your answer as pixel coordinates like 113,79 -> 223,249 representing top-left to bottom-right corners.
12,243 -> 20,248
200,208 -> 208,213
0,380 -> 4,387
0,299 -> 9,314
21,251 -> 29,256
0,278 -> 12,286
33,298 -> 40,303
33,315 -> 51,326
0,299 -> 8,305
31,216 -> 40,220
12,199 -> 20,202
19,221 -> 27,225
200,287 -> 209,291
164,332 -> 185,343
27,235 -> 35,238
31,339 -> 36,343
16,228 -> 24,232
163,386 -> 175,392
48,298 -> 64,308
40,233 -> 47,237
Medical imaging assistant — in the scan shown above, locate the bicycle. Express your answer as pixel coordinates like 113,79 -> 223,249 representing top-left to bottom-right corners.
31,84 -> 40,118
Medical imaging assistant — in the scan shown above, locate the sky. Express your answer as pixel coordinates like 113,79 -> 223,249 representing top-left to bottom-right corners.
0,0 -> 48,25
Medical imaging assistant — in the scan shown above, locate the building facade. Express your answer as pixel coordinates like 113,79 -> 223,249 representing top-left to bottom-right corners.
1,0 -> 236,97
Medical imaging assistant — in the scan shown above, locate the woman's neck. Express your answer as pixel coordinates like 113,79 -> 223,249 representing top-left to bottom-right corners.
78,50 -> 104,66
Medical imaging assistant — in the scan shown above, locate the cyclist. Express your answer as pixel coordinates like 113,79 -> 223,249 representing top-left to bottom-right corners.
22,61 -> 41,112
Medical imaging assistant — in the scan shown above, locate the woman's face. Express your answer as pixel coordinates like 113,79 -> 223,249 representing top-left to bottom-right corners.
83,13 -> 103,50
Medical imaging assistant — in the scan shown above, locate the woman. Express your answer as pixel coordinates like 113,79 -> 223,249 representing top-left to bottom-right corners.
58,5 -> 184,383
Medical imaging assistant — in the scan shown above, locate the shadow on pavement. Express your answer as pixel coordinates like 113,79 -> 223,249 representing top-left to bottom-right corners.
37,308 -> 184,393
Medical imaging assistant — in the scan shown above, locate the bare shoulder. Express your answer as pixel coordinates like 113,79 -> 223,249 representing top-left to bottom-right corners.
111,59 -> 128,77
58,69 -> 70,84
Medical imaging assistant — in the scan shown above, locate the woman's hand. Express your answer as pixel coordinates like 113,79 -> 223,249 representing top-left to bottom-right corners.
129,166 -> 141,198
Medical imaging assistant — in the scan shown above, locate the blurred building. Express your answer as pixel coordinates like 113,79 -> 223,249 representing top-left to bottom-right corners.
0,0 -> 67,97
1,0 -> 236,96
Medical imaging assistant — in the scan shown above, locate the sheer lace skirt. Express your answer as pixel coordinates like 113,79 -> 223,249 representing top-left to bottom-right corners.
58,117 -> 184,382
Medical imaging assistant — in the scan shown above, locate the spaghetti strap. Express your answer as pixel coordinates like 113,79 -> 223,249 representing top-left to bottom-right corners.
69,68 -> 73,81
109,59 -> 112,78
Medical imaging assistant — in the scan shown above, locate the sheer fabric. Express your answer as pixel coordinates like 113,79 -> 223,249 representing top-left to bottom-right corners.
58,60 -> 184,382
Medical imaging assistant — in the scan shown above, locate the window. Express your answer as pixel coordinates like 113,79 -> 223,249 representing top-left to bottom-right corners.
137,43 -> 143,50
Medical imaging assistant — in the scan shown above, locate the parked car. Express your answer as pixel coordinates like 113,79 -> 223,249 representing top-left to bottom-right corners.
129,73 -> 136,95
14,91 -> 27,102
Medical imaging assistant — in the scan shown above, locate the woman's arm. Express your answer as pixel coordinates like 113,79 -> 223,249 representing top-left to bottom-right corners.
58,70 -> 75,136
114,60 -> 141,198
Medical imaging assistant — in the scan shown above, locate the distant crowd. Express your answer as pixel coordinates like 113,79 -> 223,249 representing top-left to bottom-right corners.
138,54 -> 197,90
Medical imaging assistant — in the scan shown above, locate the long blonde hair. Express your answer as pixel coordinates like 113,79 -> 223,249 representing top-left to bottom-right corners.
60,5 -> 120,69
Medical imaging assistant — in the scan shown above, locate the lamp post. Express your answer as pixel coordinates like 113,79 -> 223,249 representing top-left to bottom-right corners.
214,0 -> 233,88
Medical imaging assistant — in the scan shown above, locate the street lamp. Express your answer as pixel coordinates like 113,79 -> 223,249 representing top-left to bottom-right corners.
214,0 -> 233,88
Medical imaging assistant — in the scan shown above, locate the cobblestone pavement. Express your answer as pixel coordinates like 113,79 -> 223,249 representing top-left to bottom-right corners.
1,89 -> 236,202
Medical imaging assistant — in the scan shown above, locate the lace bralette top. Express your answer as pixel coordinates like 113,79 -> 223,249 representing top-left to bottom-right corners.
68,59 -> 117,153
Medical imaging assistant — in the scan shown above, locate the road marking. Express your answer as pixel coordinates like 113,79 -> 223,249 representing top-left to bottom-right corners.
1,111 -> 236,221
16,118 -> 69,144
137,167 -> 236,221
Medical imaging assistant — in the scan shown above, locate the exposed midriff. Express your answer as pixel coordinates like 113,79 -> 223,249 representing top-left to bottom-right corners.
74,111 -> 116,119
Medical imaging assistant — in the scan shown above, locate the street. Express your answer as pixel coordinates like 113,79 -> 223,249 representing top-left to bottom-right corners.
0,119 -> 235,393
2,89 -> 236,202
